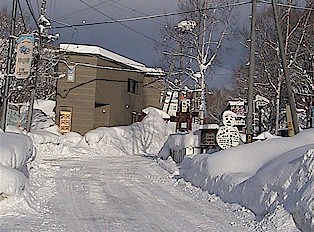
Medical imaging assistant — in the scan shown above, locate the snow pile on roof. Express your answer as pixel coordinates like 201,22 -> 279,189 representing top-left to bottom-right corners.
181,129 -> 314,231
0,132 -> 35,196
60,44 -> 148,72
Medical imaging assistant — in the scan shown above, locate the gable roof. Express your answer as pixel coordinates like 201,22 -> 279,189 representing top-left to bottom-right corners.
59,44 -> 148,72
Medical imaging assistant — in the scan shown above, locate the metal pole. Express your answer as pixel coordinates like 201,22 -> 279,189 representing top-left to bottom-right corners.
271,0 -> 299,134
0,0 -> 18,131
246,0 -> 257,143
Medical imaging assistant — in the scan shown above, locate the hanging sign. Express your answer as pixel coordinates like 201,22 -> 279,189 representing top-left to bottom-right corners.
14,34 -> 34,79
67,65 -> 76,82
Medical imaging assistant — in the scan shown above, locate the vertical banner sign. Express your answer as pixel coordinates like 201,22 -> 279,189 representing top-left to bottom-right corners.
15,34 -> 34,79
67,65 -> 76,82
286,104 -> 295,137
59,107 -> 72,134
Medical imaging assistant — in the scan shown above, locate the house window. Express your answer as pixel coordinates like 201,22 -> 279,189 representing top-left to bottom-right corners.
128,78 -> 138,94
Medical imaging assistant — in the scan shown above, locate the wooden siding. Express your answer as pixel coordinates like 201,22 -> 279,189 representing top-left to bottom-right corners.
95,58 -> 145,126
56,55 -> 97,134
143,76 -> 162,109
94,105 -> 110,128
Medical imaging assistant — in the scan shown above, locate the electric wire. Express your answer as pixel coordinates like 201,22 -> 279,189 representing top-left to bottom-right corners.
77,0 -> 165,46
259,0 -> 314,11
105,0 -> 166,24
24,0 -> 40,30
55,0 -> 120,21
16,0 -> 27,32
53,1 -> 253,29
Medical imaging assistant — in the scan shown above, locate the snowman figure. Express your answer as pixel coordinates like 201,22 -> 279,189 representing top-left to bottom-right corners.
216,110 -> 240,150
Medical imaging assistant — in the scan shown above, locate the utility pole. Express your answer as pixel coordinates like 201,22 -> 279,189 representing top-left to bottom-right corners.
0,0 -> 18,131
246,0 -> 257,143
271,0 -> 299,135
26,0 -> 50,132
199,11 -> 208,126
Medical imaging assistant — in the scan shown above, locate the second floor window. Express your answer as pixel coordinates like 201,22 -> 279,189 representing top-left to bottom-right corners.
128,79 -> 138,94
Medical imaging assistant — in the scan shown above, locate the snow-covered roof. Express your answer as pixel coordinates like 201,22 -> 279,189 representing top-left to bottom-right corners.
60,44 -> 148,72
227,101 -> 245,106
145,67 -> 165,76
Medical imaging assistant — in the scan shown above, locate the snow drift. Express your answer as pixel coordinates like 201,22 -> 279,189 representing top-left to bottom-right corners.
84,109 -> 173,156
182,129 -> 314,231
0,132 -> 35,196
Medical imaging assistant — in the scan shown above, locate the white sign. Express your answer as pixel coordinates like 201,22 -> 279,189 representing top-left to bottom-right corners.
255,95 -> 270,108
15,34 -> 34,79
67,65 -> 75,82
181,99 -> 188,113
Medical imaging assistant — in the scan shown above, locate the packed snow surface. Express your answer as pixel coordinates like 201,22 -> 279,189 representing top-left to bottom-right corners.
0,103 -> 313,231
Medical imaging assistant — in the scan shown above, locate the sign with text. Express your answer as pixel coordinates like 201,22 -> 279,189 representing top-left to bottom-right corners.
67,65 -> 76,82
15,34 -> 34,79
59,107 -> 72,134
6,103 -> 19,126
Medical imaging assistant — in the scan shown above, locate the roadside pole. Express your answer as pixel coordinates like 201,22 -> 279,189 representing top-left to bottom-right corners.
1,0 -> 17,131
246,0 -> 257,143
26,0 -> 49,132
271,0 -> 299,135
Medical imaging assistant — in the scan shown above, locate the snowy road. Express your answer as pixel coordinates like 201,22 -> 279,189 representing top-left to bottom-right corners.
1,154 -> 263,232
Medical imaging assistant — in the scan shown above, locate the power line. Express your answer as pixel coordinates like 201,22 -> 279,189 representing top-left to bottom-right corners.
24,0 -> 39,30
55,0 -> 120,21
76,0 -> 166,46
16,0 -> 27,32
259,0 -> 314,11
107,0 -> 166,24
53,1 -> 252,29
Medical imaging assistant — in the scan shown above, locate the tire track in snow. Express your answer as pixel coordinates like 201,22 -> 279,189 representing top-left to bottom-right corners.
54,163 -> 106,231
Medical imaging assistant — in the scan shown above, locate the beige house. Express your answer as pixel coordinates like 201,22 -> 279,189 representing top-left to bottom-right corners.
56,44 -> 164,135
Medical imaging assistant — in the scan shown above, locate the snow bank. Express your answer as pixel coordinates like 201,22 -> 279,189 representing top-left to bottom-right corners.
0,165 -> 27,196
182,129 -> 314,231
158,132 -> 198,160
85,109 -> 173,156
0,132 -> 35,197
142,106 -> 170,119
0,132 -> 35,169
20,109 -> 55,131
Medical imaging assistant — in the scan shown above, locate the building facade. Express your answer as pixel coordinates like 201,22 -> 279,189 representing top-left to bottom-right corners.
56,44 -> 163,135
